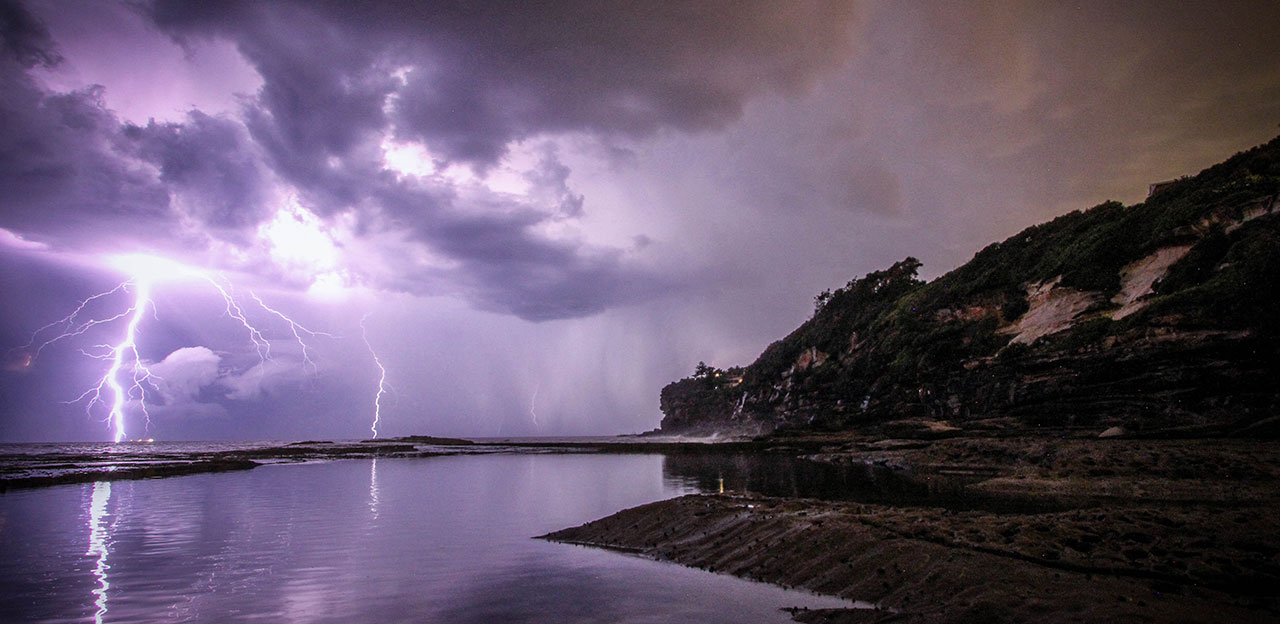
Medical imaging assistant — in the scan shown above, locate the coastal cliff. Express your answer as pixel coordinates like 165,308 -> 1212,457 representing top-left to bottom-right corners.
660,137 -> 1280,437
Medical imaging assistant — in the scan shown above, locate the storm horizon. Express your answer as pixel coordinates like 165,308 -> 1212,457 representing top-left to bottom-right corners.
2,0 -> 1278,442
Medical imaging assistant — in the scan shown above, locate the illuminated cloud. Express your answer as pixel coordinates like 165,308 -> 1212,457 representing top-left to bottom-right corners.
220,357 -> 314,401
147,346 -> 220,404
257,199 -> 345,287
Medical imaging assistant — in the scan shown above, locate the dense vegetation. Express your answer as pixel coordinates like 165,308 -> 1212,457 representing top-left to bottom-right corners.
660,136 -> 1280,435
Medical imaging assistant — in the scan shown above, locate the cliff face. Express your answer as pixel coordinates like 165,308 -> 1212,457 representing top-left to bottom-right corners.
660,138 -> 1280,437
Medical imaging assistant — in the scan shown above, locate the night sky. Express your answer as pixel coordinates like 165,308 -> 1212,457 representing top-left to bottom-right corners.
2,0 -> 1278,441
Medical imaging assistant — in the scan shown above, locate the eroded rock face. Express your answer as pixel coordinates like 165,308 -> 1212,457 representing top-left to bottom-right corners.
934,304 -> 996,324
789,347 -> 828,374
1001,278 -> 1102,345
1111,246 -> 1193,320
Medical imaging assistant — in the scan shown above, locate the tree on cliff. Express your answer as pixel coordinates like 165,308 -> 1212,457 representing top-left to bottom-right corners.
693,361 -> 725,379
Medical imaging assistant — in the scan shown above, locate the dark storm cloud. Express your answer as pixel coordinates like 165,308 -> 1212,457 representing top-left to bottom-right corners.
15,0 -> 1268,326
0,55 -> 277,256
0,1 -> 263,254
371,168 -> 669,321
149,0 -> 860,168
0,63 -> 172,250
4,0 -> 801,320
1,0 -> 162,246
386,1 -> 859,167
131,111 -> 272,237
136,0 -> 861,320
431,210 -> 660,321
0,0 -> 59,68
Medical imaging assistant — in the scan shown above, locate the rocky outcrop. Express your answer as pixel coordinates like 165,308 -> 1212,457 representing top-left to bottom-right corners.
543,489 -> 1279,623
999,278 -> 1102,345
1111,245 -> 1193,319
659,137 -> 1280,437
660,374 -> 771,437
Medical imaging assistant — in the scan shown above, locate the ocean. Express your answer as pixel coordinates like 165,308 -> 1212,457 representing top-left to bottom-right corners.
0,448 -> 863,622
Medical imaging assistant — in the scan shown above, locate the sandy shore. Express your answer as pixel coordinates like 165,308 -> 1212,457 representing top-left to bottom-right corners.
545,436 -> 1280,623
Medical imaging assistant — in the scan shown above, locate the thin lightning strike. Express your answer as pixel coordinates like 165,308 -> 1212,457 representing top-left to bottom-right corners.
13,281 -> 132,359
205,277 -> 271,361
21,254 -> 334,442
529,383 -> 540,428
250,292 -> 333,372
204,278 -> 335,378
361,313 -> 388,439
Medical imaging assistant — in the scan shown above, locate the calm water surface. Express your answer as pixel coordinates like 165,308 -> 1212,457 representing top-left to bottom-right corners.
0,453 -> 861,623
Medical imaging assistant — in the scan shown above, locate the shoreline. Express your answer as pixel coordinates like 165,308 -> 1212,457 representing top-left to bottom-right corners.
0,435 -> 776,491
543,491 -> 1278,623
6,433 -> 1278,622
0,434 -> 836,492
540,435 -> 1280,623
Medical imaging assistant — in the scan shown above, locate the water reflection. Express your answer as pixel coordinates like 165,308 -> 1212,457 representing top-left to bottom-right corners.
369,458 -> 380,519
1,455 -> 857,623
662,453 -> 936,503
86,481 -> 111,624
661,453 -> 1040,512
660,450 -> 1070,514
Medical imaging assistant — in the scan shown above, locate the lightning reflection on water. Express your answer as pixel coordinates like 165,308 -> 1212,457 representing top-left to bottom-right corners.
369,458 -> 380,520
86,481 -> 112,624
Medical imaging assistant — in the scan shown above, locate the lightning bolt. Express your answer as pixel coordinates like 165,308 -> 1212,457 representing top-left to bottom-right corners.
53,278 -> 155,443
529,382 -> 540,428
361,313 -> 388,439
250,291 -> 333,372
13,281 -> 132,359
204,277 -> 271,362
19,256 -> 335,442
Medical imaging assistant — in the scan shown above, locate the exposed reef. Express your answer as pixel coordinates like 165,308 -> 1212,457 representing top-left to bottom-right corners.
545,436 -> 1280,623
0,436 -> 819,491
368,435 -> 477,445
0,439 -> 447,491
